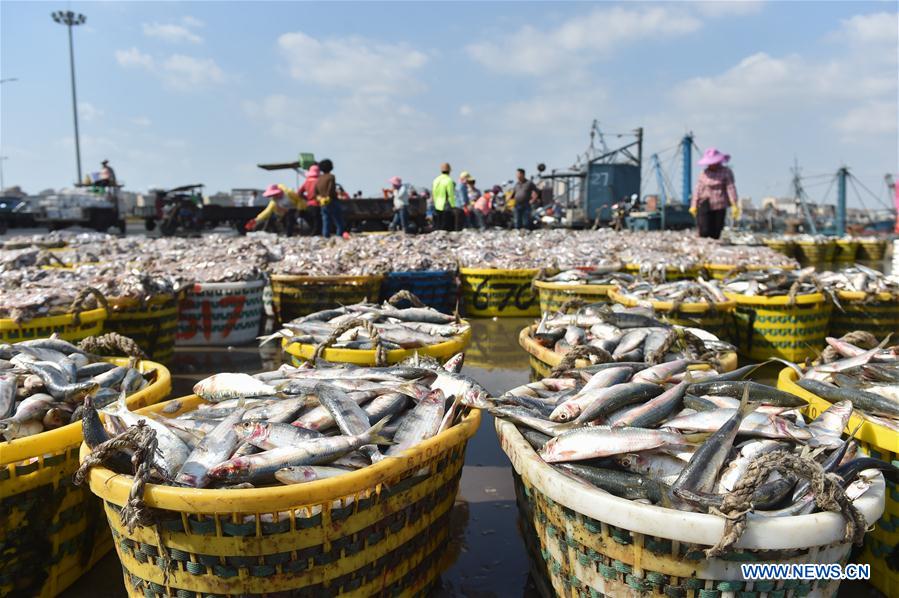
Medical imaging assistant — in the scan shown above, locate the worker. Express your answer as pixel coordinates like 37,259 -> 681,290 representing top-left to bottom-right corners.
245,183 -> 304,235
690,147 -> 741,239
512,168 -> 538,230
299,164 -> 321,235
455,171 -> 471,230
464,177 -> 481,230
316,158 -> 349,239
473,187 -> 492,231
388,176 -> 410,233
97,159 -> 116,188
432,163 -> 456,232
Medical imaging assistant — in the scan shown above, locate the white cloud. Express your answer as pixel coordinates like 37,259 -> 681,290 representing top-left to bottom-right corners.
181,16 -> 205,29
115,47 -> 154,69
692,1 -> 765,18
838,12 -> 898,46
143,22 -> 203,44
277,31 -> 427,94
459,105 -> 473,117
467,6 -> 701,76
131,116 -> 152,127
835,100 -> 898,138
78,102 -> 103,122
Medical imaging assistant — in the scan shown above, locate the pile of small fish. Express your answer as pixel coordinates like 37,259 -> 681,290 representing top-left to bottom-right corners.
818,265 -> 899,297
723,267 -> 825,297
0,336 -> 154,440
533,304 -> 736,365
612,279 -> 728,306
88,355 -> 485,488
702,244 -> 797,268
541,266 -> 628,286
790,335 -> 899,432
262,301 -> 470,351
491,365 -> 897,515
793,234 -> 836,246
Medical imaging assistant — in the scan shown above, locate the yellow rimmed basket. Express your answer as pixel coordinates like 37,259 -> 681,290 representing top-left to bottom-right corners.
282,325 -> 472,366
829,290 -> 899,339
834,239 -> 859,262
795,240 -> 836,263
777,368 -> 898,598
858,239 -> 888,261
725,291 -> 832,362
517,325 -> 737,381
533,280 -> 616,313
763,238 -> 795,257
0,358 -> 171,598
271,275 -> 384,323
0,307 -> 107,344
609,288 -> 736,343
459,267 -> 550,318
79,395 -> 481,597
701,263 -> 783,281
623,263 -> 698,282
105,294 -> 179,364
495,415 -> 884,598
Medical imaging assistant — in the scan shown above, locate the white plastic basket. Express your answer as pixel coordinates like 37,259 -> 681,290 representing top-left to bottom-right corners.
176,279 -> 265,346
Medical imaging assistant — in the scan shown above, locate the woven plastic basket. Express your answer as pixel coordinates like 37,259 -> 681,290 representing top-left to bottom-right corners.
460,267 -> 547,317
725,291 -> 832,362
763,238 -> 795,257
834,240 -> 859,262
517,325 -> 737,381
609,288 -> 735,343
829,291 -> 899,339
495,415 -> 884,598
624,264 -> 697,282
777,368 -> 897,598
282,326 -> 472,366
533,280 -> 615,314
380,270 -> 458,314
795,240 -> 836,263
702,263 -> 778,281
79,395 -> 481,597
0,307 -> 107,344
0,359 -> 171,598
176,279 -> 265,346
858,240 -> 887,261
271,275 -> 384,323
105,294 -> 179,363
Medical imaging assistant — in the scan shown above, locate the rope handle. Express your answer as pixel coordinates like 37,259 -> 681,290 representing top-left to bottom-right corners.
36,250 -> 68,268
78,332 -> 147,360
557,298 -> 585,314
70,287 -> 109,324
311,318 -> 387,366
530,267 -> 551,292
387,290 -> 425,308
549,345 -> 612,377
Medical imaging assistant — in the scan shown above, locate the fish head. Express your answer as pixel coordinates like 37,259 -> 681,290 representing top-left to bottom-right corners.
549,402 -> 580,423
461,387 -> 490,409
233,421 -> 265,442
208,458 -> 248,480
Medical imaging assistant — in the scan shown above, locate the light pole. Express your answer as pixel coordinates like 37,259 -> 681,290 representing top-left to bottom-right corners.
51,10 -> 86,184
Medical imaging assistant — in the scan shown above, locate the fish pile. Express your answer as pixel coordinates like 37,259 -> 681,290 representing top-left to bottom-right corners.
702,244 -> 797,268
541,266 -> 628,285
0,337 -> 154,440
612,279 -> 728,306
491,365 -> 897,515
818,265 -> 899,297
718,230 -> 765,246
533,304 -> 736,365
793,234 -> 836,246
88,355 -> 484,488
790,335 -> 899,432
263,301 -> 470,352
722,267 -> 825,297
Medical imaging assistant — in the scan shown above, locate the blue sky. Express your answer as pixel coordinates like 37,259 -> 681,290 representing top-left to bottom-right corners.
1,1 -> 896,209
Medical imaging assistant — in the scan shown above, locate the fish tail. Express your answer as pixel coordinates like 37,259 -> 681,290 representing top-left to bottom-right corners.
366,416 -> 395,445
682,431 -> 712,444
738,384 -> 757,417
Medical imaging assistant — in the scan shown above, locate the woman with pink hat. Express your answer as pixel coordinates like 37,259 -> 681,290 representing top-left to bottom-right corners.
388,176 -> 410,233
690,147 -> 741,239
299,164 -> 321,235
245,183 -> 305,235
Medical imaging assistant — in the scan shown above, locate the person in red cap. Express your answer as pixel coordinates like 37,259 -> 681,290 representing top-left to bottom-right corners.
690,147 -> 740,239
245,183 -> 304,235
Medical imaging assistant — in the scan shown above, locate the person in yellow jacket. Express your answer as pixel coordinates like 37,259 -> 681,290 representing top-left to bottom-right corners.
432,162 -> 456,232
245,183 -> 305,235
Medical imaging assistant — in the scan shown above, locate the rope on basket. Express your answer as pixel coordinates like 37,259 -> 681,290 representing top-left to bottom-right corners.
312,317 -> 387,366
702,450 -> 867,558
557,298 -> 585,314
79,332 -> 147,360
549,345 -> 612,378
819,330 -> 879,364
70,287 -> 109,324
387,290 -> 425,308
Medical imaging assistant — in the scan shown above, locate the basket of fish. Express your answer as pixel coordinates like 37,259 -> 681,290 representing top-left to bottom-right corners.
274,300 -> 471,366
379,270 -> 458,314
820,265 -> 899,338
271,274 -> 384,323
794,236 -> 837,263
608,280 -> 736,343
0,339 -> 170,598
490,370 -> 889,598
176,278 -> 266,346
723,268 -> 833,362
533,267 -> 627,314
105,294 -> 179,364
460,267 -> 549,317
777,334 -> 899,597
701,245 -> 799,280
623,263 -> 697,283
857,237 -> 888,261
519,304 -> 738,380
834,238 -> 860,262
763,236 -> 796,257
77,361 -> 484,597
0,280 -> 107,343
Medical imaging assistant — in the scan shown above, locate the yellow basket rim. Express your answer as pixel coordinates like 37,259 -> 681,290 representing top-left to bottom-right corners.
608,288 -> 735,314
835,290 -> 898,302
533,280 -> 615,293
459,267 -> 548,276
282,326 -> 472,365
835,240 -> 859,246
0,306 -> 107,331
702,263 -> 782,272
795,239 -> 837,246
776,367 -> 898,454
723,291 -> 827,306
270,274 -> 384,283
80,398 -> 480,512
1,358 -> 171,465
